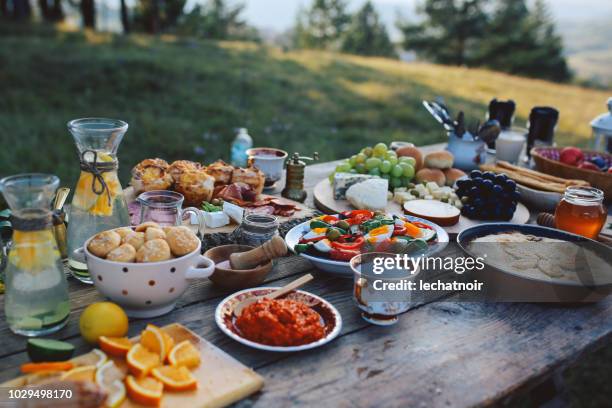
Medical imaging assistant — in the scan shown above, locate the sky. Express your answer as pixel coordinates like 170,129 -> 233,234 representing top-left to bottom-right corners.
240,0 -> 612,35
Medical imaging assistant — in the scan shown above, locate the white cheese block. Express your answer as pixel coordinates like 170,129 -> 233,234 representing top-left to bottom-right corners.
345,178 -> 388,210
223,201 -> 244,224
333,172 -> 377,200
203,211 -> 230,228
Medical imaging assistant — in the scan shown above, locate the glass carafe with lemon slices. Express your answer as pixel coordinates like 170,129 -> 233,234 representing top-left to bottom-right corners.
67,118 -> 130,283
0,174 -> 70,336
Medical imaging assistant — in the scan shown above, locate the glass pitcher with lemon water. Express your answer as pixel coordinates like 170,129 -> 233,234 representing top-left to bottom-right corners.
0,174 -> 70,336
66,118 -> 130,283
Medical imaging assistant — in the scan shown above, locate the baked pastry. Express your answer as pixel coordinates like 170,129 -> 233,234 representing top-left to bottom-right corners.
231,167 -> 265,195
135,222 -> 161,232
205,160 -> 234,185
130,158 -> 173,193
443,168 -> 467,186
106,244 -> 137,263
415,168 -> 446,185
136,239 -> 172,263
88,230 -> 121,258
145,227 -> 166,241
123,231 -> 145,250
396,146 -> 424,171
424,151 -> 454,169
174,170 -> 215,205
166,227 -> 199,256
114,227 -> 133,240
168,160 -> 203,183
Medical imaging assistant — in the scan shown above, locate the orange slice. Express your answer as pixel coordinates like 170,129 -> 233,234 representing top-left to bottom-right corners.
95,360 -> 127,408
126,344 -> 160,377
140,325 -> 167,361
100,336 -> 132,358
60,365 -> 97,382
151,365 -> 198,392
168,340 -> 200,369
125,375 -> 163,407
161,333 -> 175,363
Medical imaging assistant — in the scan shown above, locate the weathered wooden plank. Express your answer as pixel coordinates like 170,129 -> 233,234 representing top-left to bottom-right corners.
0,255 -> 315,358
236,299 -> 612,408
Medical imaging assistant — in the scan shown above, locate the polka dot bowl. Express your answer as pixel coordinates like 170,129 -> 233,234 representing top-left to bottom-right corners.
81,234 -> 214,318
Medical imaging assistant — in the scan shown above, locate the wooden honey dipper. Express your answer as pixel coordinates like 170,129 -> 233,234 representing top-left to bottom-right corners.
537,212 -> 612,245
229,235 -> 288,270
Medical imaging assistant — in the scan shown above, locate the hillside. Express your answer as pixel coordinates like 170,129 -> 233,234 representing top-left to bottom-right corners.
1,26 -> 610,188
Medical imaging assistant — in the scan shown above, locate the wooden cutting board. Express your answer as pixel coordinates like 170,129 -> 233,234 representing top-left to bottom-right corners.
3,324 -> 264,408
124,187 -> 316,235
313,178 -> 530,236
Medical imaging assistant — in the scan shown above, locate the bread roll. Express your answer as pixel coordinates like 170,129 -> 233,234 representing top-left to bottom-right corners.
205,160 -> 234,185
231,167 -> 265,195
130,158 -> 173,193
396,146 -> 424,171
415,168 -> 445,186
443,168 -> 466,186
174,170 -> 215,205
168,160 -> 203,183
424,151 -> 454,169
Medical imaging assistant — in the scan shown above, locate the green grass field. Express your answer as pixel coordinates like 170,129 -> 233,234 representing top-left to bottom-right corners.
1,24 -> 611,189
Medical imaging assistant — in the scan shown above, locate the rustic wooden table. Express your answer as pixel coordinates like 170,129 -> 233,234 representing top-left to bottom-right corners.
0,146 -> 611,407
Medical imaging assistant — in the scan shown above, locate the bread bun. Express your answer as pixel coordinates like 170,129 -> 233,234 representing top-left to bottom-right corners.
396,146 -> 424,171
168,160 -> 203,183
424,151 -> 454,169
88,230 -> 121,258
415,168 -> 445,186
443,168 -> 467,186
130,158 -> 173,193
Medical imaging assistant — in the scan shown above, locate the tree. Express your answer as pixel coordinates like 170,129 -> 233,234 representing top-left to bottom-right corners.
177,0 -> 258,41
120,0 -> 129,33
5,0 -> 32,19
38,0 -> 63,22
293,0 -> 350,50
134,0 -> 186,33
340,1 -> 396,58
398,0 -> 488,66
476,0 -> 570,81
80,0 -> 95,27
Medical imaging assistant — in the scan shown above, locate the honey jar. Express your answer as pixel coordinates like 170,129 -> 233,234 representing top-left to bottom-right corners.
554,186 -> 606,239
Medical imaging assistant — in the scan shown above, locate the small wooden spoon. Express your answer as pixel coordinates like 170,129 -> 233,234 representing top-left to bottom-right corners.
233,274 -> 314,317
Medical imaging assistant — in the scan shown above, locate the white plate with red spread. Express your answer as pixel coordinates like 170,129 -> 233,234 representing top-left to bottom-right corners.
215,287 -> 343,352
285,212 -> 449,276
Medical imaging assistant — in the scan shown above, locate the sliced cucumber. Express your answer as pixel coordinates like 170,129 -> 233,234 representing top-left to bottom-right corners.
27,338 -> 75,362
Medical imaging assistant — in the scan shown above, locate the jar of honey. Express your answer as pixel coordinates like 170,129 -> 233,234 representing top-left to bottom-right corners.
554,186 -> 606,239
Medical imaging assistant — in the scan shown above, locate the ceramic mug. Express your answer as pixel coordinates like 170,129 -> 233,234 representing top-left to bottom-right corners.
79,235 -> 214,318
446,132 -> 487,171
246,147 -> 288,188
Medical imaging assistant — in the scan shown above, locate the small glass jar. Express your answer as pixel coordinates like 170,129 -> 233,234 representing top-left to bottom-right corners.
237,213 -> 279,247
554,186 -> 606,239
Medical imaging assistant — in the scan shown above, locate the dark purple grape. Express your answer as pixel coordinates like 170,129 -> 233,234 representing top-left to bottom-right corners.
472,177 -> 484,186
469,187 -> 479,197
482,179 -> 494,191
492,184 -> 503,195
494,174 -> 508,184
505,179 -> 517,191
470,170 -> 482,179
511,191 -> 521,201
473,198 -> 484,208
483,172 -> 496,181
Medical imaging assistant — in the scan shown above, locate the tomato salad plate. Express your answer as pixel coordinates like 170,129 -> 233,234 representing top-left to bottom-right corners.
285,210 -> 449,276
215,287 -> 342,352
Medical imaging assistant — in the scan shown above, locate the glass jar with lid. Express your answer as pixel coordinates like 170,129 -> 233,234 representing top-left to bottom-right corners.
237,213 -> 279,247
554,186 -> 606,239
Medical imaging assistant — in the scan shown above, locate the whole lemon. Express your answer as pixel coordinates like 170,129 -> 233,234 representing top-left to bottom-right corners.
79,302 -> 129,344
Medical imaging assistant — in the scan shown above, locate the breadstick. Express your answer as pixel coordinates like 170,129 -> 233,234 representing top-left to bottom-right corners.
496,161 -> 589,187
479,164 -> 567,193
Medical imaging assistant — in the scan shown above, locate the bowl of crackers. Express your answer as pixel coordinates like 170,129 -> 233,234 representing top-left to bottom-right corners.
80,222 -> 215,318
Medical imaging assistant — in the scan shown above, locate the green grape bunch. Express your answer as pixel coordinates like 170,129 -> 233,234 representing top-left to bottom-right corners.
329,142 -> 416,191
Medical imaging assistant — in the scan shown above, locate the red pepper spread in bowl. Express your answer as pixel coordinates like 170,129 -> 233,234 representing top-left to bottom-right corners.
235,298 -> 325,346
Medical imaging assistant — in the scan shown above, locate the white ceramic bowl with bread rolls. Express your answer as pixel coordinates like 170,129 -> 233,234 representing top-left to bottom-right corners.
78,225 -> 214,318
